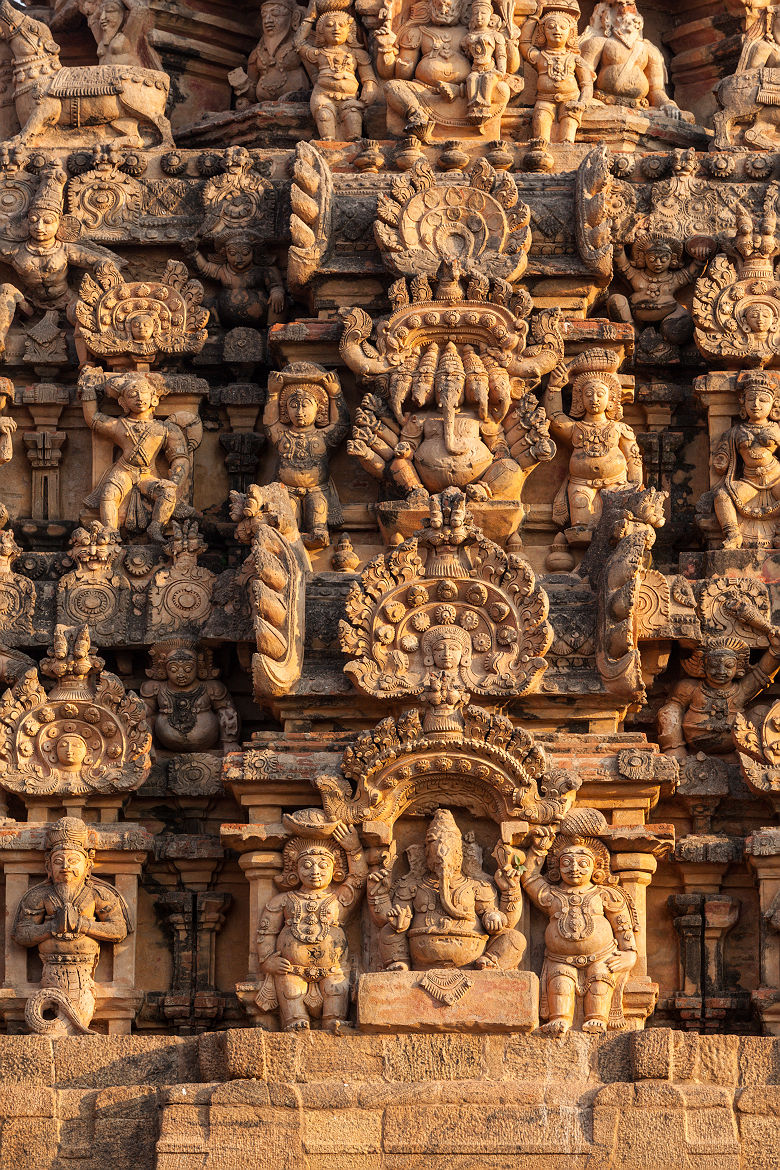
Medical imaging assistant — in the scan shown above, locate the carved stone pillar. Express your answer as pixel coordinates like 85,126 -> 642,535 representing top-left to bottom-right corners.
746,828 -> 780,1035
18,382 -> 69,523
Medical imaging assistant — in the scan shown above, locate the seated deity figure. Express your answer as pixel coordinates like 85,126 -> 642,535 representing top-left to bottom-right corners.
520,0 -> 592,158
141,639 -> 240,755
374,0 -> 513,141
294,0 -> 380,141
78,0 -> 163,69
255,823 -> 367,1031
521,808 -> 638,1036
464,0 -> 510,121
79,367 -> 202,542
263,363 -> 350,550
713,6 -> 780,150
367,809 -> 525,972
544,349 -> 643,541
12,817 -> 131,1035
581,2 -> 692,120
657,630 -> 780,760
711,372 -> 780,550
231,0 -> 310,107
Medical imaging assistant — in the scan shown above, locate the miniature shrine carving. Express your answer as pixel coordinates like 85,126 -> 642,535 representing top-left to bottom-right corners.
255,818 -> 367,1031
0,624 -> 152,798
693,194 -> 780,367
75,261 -> 209,362
263,362 -> 350,550
142,639 -> 240,755
12,816 -> 132,1034
521,807 -> 638,1036
340,488 -> 552,704
367,808 -> 525,973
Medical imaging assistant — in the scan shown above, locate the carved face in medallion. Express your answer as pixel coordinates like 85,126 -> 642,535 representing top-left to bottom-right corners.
297,846 -> 335,890
557,845 -> 595,887
55,734 -> 89,771
744,302 -> 777,340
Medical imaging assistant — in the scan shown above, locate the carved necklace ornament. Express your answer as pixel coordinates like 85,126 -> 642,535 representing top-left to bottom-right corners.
0,625 -> 151,796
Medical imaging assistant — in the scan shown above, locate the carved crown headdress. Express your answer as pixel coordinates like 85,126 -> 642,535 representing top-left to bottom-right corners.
46,816 -> 92,858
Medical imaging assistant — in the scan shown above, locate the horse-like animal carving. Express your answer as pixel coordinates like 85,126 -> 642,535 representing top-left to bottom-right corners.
0,0 -> 173,148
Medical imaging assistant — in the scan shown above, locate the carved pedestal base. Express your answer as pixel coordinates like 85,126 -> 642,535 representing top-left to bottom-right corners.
376,499 -> 525,545
356,969 -> 539,1033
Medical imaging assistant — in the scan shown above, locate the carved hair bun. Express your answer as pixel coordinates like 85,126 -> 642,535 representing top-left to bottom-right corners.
558,807 -> 608,839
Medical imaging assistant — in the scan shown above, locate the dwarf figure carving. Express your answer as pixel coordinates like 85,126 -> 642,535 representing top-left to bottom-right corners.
142,638 -> 240,755
711,372 -> 780,550
79,366 -> 202,542
657,629 -> 780,760
608,232 -> 713,347
294,0 -> 380,141
255,822 -> 367,1031
544,349 -> 642,542
263,362 -> 350,550
520,0 -> 593,166
230,0 -> 310,107
521,807 -> 637,1035
185,234 -> 285,329
12,817 -> 132,1035
367,809 -> 525,972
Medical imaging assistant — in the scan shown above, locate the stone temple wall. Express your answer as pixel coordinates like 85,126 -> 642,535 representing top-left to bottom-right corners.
0,0 -> 779,1163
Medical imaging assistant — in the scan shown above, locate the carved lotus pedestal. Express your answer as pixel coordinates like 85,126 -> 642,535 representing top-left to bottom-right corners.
357,969 -> 539,1033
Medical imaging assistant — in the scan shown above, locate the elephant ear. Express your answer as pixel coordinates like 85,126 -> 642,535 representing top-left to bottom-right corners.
56,214 -> 81,242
